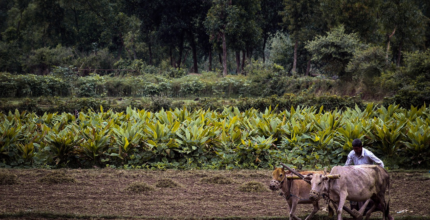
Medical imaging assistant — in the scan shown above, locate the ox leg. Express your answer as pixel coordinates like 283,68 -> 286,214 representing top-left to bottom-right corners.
364,202 -> 378,220
289,198 -> 302,220
357,199 -> 372,216
304,200 -> 320,220
337,192 -> 348,220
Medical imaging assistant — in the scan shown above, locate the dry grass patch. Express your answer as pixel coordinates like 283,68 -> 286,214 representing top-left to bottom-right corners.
200,174 -> 233,184
0,171 -> 18,185
155,178 -> 180,188
238,181 -> 269,192
125,182 -> 155,193
38,171 -> 76,184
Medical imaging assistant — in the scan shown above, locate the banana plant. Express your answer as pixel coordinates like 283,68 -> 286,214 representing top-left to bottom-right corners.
369,118 -> 407,157
376,104 -> 401,122
80,120 -> 113,162
336,119 -> 372,150
111,120 -> 145,159
175,122 -> 215,158
144,120 -> 181,159
236,135 -> 276,167
0,118 -> 24,158
43,123 -> 82,165
401,118 -> 430,166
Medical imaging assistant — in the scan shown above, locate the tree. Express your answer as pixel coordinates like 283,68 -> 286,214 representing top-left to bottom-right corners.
319,0 -> 380,43
259,0 -> 283,64
379,0 -> 429,66
205,0 -> 241,76
280,0 -> 325,75
305,25 -> 361,80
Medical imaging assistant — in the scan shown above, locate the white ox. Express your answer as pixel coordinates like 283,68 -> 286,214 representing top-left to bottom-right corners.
305,165 -> 390,220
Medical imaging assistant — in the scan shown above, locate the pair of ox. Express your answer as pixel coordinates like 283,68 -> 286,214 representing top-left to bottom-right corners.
270,165 -> 390,220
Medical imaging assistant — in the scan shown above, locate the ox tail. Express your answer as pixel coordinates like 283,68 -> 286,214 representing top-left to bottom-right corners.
384,174 -> 391,220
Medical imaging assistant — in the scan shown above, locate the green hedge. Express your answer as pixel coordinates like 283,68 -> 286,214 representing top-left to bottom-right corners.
1,104 -> 428,170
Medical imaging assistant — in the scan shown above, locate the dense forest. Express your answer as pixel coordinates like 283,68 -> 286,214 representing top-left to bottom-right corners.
0,0 -> 430,106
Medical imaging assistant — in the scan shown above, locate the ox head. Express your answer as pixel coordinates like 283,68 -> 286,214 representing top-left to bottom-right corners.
305,170 -> 329,201
269,167 -> 289,191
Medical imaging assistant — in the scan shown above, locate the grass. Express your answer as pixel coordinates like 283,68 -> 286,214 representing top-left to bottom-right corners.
200,174 -> 234,184
0,170 -> 18,185
238,181 -> 269,193
125,182 -> 155,193
155,178 -> 180,188
37,171 -> 76,184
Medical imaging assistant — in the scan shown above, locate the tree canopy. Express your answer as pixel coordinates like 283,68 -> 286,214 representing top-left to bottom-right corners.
0,0 -> 429,78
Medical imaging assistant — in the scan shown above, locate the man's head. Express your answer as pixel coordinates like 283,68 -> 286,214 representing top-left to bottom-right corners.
352,139 -> 363,156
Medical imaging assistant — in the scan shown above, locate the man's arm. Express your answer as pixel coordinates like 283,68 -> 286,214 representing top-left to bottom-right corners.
345,152 -> 354,166
367,151 -> 384,168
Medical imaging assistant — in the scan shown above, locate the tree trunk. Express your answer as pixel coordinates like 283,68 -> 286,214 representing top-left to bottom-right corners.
182,49 -> 190,69
116,33 -> 124,61
131,36 -> 137,60
241,49 -> 246,72
236,51 -> 241,74
177,34 -> 184,69
386,28 -> 396,65
148,37 -> 153,65
222,31 -> 227,77
262,36 -> 267,63
209,46 -> 212,71
306,59 -> 311,76
191,36 -> 198,73
219,52 -> 222,65
293,40 -> 298,73
170,47 -> 174,67
397,41 -> 402,67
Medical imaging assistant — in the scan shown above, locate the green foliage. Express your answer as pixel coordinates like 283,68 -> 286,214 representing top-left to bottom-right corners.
24,46 -> 74,75
305,25 -> 362,80
1,104 -> 428,169
0,73 -> 70,97
347,46 -> 387,81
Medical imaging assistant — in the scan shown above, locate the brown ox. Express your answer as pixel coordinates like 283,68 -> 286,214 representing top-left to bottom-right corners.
269,167 -> 327,220
306,165 -> 390,220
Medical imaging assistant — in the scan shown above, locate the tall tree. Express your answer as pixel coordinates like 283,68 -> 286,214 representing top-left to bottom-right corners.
205,0 -> 241,76
319,0 -> 380,43
281,0 -> 325,75
259,0 -> 283,63
380,0 -> 429,66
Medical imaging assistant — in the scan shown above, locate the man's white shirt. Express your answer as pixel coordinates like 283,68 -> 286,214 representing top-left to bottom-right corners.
345,148 -> 384,168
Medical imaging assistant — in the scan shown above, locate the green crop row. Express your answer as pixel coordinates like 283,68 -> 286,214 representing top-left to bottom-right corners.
1,104 -> 429,169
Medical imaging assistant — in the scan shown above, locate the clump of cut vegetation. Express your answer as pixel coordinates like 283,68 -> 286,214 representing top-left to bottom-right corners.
38,171 -> 76,184
125,182 -> 155,193
238,181 -> 269,193
200,174 -> 233,184
155,178 -> 180,188
0,171 -> 18,185
249,173 -> 269,178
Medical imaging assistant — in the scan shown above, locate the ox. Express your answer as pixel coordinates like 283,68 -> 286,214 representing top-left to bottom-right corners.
306,165 -> 390,220
270,167 -> 330,220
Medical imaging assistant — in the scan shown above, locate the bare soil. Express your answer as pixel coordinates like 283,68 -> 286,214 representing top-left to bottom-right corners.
0,169 -> 429,219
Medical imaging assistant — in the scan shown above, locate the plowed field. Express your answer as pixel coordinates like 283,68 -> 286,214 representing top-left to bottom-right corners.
0,169 -> 429,219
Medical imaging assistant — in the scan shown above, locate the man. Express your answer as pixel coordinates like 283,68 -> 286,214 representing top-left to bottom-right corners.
345,139 -> 393,220
345,139 -> 384,168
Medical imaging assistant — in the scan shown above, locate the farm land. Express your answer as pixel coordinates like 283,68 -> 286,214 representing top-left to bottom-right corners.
0,169 -> 429,220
